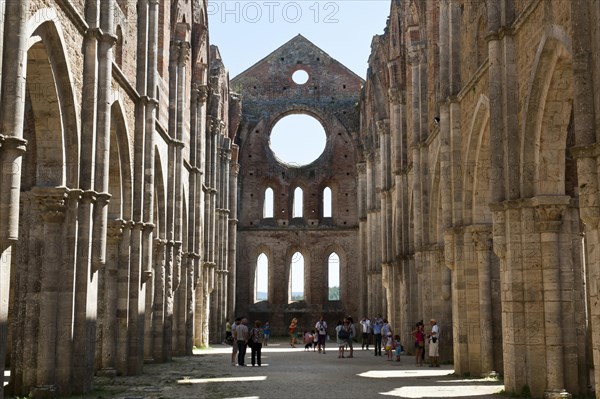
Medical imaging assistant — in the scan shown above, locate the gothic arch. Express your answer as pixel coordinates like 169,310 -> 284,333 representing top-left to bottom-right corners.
24,12 -> 79,188
154,148 -> 167,238
521,29 -> 573,197
429,142 -> 444,243
108,101 -> 133,220
463,95 -> 492,225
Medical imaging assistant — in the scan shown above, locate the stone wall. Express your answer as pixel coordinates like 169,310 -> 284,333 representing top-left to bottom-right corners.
233,35 -> 363,334
361,1 -> 598,397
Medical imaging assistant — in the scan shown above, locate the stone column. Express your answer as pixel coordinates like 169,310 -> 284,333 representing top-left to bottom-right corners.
164,240 -> 174,361
71,190 -> 97,393
116,220 -> 132,376
534,199 -> 570,399
227,160 -> 239,326
152,238 -> 166,362
98,219 -> 124,375
92,0 -> 116,273
32,187 -> 68,396
0,2 -> 29,395
472,226 -> 494,376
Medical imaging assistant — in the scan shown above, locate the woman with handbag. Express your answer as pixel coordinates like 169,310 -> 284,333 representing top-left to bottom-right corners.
412,322 -> 425,366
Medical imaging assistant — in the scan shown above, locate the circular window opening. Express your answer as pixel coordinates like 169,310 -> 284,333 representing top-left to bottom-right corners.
292,69 -> 309,85
269,114 -> 326,167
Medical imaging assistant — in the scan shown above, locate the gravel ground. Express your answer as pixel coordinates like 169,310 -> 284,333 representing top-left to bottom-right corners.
66,339 -> 505,399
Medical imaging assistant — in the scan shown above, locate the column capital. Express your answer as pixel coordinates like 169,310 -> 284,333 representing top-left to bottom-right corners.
193,83 -> 209,104
33,186 -> 69,223
471,228 -> 493,252
376,119 -> 390,135
0,135 -> 27,154
142,223 -> 155,233
531,196 -> 570,233
388,88 -> 402,105
177,40 -> 191,65
96,192 -> 112,206
107,219 -> 125,238
81,190 -> 98,204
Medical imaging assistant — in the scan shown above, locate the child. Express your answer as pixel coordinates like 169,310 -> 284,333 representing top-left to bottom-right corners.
312,329 -> 319,351
384,333 -> 393,361
393,334 -> 402,362
303,331 -> 313,351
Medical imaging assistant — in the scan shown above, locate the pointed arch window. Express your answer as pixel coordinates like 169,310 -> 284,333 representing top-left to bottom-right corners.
263,187 -> 274,218
323,186 -> 332,218
328,253 -> 340,300
293,187 -> 303,218
255,253 -> 268,302
289,252 -> 305,302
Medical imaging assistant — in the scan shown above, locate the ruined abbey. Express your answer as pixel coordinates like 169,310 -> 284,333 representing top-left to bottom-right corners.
0,0 -> 598,398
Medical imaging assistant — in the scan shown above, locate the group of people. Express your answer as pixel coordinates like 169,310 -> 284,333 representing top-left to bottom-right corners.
227,317 -> 269,367
353,315 -> 441,366
225,315 -> 441,368
411,319 -> 440,367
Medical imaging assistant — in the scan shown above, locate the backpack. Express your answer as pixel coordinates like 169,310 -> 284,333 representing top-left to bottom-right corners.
338,328 -> 350,340
251,328 -> 264,344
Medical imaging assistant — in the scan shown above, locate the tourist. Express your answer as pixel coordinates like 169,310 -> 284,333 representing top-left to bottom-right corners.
393,334 -> 402,362
249,320 -> 264,366
345,316 -> 356,358
428,318 -> 440,367
231,317 -> 241,366
288,317 -> 298,348
224,319 -> 232,345
382,318 -> 393,360
303,331 -> 314,351
335,320 -> 346,358
384,332 -> 393,361
263,321 -> 271,346
372,314 -> 383,356
315,315 -> 328,353
236,317 -> 249,366
412,321 -> 425,366
360,316 -> 371,350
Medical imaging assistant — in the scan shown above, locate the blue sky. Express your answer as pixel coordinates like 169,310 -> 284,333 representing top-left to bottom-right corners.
208,1 -> 392,79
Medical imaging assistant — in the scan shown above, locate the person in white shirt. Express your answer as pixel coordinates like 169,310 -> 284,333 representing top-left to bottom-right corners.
360,316 -> 371,350
428,318 -> 440,367
315,315 -> 328,354
230,318 -> 240,365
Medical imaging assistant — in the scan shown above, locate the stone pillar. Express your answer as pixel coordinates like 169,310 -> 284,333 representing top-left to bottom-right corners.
152,238 -> 166,362
98,219 -> 124,375
92,0 -> 116,274
227,160 -> 239,327
116,221 -> 132,375
164,240 -> 174,361
127,221 -> 144,375
71,190 -> 97,393
32,187 -> 67,396
472,226 -> 494,376
0,2 -> 29,395
534,199 -> 570,399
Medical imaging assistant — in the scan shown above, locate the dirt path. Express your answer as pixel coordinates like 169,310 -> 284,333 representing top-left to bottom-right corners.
66,339 -> 504,399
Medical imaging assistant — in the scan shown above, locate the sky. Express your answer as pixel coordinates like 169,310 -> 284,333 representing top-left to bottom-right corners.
207,1 -> 392,297
207,1 -> 392,79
